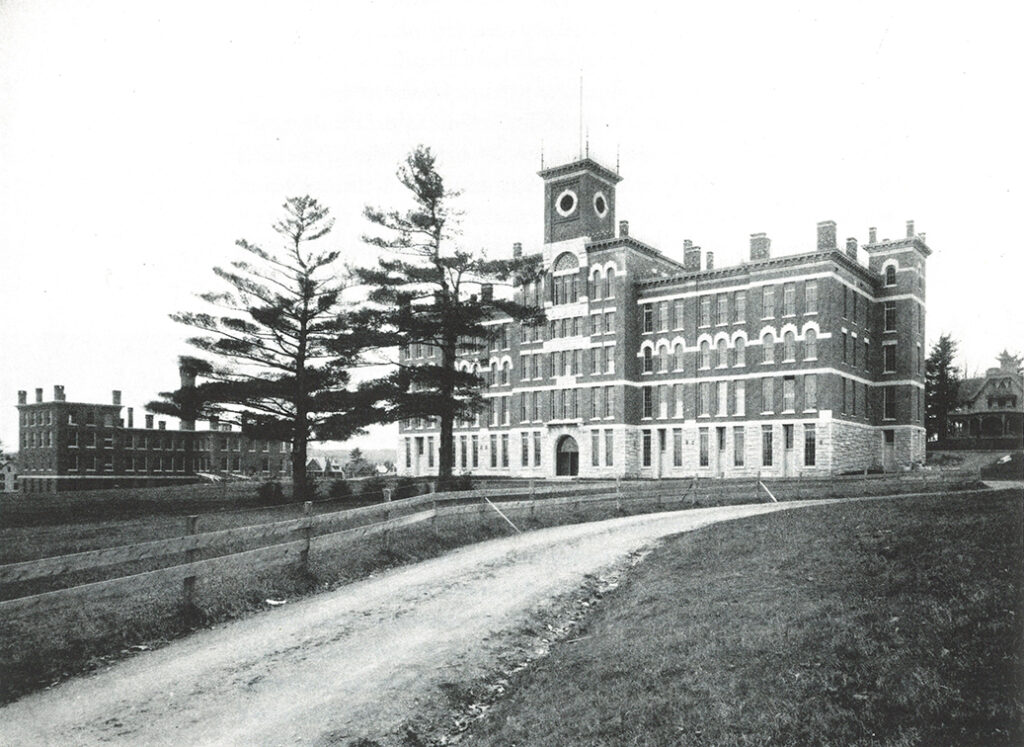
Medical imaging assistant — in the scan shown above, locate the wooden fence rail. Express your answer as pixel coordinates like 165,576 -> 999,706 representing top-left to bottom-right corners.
0,471 -> 984,615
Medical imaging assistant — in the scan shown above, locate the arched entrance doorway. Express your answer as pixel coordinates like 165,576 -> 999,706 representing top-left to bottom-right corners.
556,435 -> 579,476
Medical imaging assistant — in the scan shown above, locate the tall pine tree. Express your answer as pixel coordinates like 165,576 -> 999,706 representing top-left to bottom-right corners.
925,334 -> 963,441
149,196 -> 381,499
357,146 -> 543,487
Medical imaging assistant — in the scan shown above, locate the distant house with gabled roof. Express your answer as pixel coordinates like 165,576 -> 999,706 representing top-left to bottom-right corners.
949,351 -> 1023,445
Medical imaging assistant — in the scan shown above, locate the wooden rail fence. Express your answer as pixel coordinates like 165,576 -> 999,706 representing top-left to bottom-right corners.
0,470 -> 983,616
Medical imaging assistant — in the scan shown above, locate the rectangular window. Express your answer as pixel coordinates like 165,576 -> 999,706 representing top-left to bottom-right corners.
427,437 -> 435,468
643,304 -> 654,332
534,390 -> 543,421
805,280 -> 817,314
659,301 -> 669,331
804,374 -> 817,410
593,346 -> 603,374
490,434 -> 498,468
501,434 -> 509,468
884,387 -> 896,419
783,283 -> 795,316
718,381 -> 728,416
405,438 -> 412,468
783,377 -> 795,411
591,313 -> 601,335
734,427 -> 745,466
674,383 -> 684,417
591,387 -> 601,419
592,430 -> 601,467
605,311 -> 614,332
643,386 -> 653,418
717,294 -> 728,325
762,378 -> 773,413
864,340 -> 870,370
674,299 -> 685,329
522,432 -> 530,467
605,429 -> 614,466
735,381 -> 745,415
672,428 -> 683,467
699,428 -> 709,467
884,301 -> 896,331
734,291 -> 746,323
700,296 -> 711,327
642,430 -> 652,467
533,432 -> 541,467
762,425 -> 774,467
604,386 -> 613,418
460,436 -> 468,469
804,424 -> 817,466
842,331 -> 848,363
883,344 -> 896,372
762,285 -> 774,318
606,345 -> 615,374
699,382 -> 711,416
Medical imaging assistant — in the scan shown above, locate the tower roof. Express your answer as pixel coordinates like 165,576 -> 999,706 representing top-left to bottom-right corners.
538,157 -> 621,184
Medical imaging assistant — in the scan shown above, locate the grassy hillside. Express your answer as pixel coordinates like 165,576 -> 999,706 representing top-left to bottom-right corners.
466,491 -> 1023,746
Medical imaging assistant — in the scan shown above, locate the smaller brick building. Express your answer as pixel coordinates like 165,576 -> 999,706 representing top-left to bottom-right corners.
16,384 -> 292,494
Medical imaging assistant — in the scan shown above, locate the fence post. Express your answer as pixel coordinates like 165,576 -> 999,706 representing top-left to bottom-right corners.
431,499 -> 438,535
383,488 -> 392,502
382,503 -> 391,551
182,515 -> 199,612
300,501 -> 312,569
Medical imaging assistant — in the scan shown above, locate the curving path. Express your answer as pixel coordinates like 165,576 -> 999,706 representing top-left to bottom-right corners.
0,500 -> 834,745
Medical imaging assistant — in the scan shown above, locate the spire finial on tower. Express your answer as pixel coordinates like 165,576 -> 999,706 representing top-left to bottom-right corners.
578,71 -> 584,160
540,140 -> 544,169
616,144 -> 620,174
585,127 -> 589,158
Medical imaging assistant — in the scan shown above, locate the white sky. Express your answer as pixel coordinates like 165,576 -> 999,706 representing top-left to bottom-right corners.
1,1 -> 1021,453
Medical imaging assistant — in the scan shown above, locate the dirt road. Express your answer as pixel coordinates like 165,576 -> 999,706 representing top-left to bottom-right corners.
0,500 -> 830,745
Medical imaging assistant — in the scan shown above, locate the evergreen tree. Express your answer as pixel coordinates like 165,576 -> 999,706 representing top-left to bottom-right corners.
149,196 -> 381,499
356,146 -> 543,487
925,334 -> 963,441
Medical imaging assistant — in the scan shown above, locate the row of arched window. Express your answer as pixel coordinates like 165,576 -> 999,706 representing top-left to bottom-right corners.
641,329 -> 819,373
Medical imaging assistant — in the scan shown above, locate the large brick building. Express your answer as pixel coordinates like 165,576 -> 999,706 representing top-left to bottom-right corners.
16,377 -> 292,493
399,156 -> 928,478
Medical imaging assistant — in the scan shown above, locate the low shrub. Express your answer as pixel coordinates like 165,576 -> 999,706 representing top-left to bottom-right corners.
256,481 -> 284,504
328,479 -> 354,499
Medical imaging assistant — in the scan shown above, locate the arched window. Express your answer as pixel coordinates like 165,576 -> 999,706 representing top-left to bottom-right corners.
884,264 -> 897,286
700,341 -> 711,369
643,347 -> 654,373
591,271 -> 602,300
784,331 -> 796,361
805,329 -> 817,359
660,346 -> 670,372
762,333 -> 775,364
605,267 -> 615,298
674,343 -> 685,370
717,339 -> 728,368
552,253 -> 580,306
502,361 -> 511,385
734,338 -> 746,367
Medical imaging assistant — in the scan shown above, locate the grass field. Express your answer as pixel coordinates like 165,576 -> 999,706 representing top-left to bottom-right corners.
463,490 -> 1023,746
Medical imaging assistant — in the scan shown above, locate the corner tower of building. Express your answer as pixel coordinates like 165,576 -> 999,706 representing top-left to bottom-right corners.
539,157 -> 621,244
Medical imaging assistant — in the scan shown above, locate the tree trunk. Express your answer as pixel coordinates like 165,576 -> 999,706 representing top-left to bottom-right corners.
438,335 -> 457,489
292,435 -> 308,500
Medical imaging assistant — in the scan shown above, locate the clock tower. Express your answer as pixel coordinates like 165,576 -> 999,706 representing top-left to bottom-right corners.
539,157 -> 621,244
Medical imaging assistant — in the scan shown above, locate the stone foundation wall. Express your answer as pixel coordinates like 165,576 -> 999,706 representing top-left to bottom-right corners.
830,420 -> 881,474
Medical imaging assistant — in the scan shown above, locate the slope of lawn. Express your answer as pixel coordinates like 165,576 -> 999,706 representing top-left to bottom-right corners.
466,490 -> 1023,746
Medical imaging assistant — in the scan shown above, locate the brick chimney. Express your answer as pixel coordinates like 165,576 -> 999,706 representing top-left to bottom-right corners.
145,414 -> 154,429
845,237 -> 858,260
750,233 -> 771,261
54,385 -> 65,402
683,245 -> 702,271
705,251 -> 715,270
127,407 -> 134,428
513,242 -> 522,258
869,227 -> 877,243
816,221 -> 837,251
35,388 -> 43,403
112,390 -> 122,406
17,390 -> 26,405
619,220 -> 629,237
481,283 -> 494,302
906,220 -> 915,238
